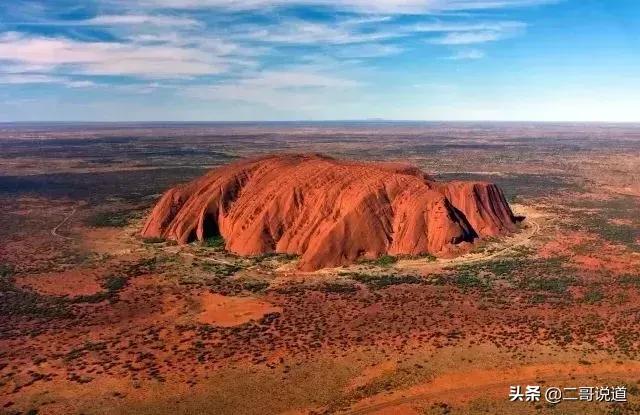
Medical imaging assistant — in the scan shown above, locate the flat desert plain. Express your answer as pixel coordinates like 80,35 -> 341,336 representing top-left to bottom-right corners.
1,122 -> 639,414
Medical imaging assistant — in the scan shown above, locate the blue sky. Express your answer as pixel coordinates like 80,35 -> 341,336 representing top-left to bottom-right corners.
0,0 -> 639,121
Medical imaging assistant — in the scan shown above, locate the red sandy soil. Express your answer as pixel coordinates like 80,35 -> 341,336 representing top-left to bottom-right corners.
538,231 -> 640,275
347,360 -> 640,414
82,227 -> 136,256
347,360 -> 397,390
15,268 -> 103,297
197,292 -> 282,326
141,154 -> 518,270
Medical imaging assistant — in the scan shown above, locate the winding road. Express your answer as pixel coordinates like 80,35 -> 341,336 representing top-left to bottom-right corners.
451,217 -> 541,265
51,207 -> 77,240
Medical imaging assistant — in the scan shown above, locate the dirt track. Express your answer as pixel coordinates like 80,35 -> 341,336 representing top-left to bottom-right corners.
51,207 -> 76,240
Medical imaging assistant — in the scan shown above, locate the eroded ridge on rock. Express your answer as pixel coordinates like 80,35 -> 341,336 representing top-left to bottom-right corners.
141,154 -> 519,270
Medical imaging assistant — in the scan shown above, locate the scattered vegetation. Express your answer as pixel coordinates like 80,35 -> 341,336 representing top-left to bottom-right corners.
453,273 -> 485,290
0,263 -> 14,279
0,266 -> 70,319
200,261 -> 241,277
447,255 -> 574,295
103,275 -> 128,292
345,272 -> 422,289
72,257 -> 156,304
566,196 -> 640,249
373,255 -> 397,267
520,276 -> 574,294
142,237 -> 165,244
583,288 -> 605,304
241,280 -> 270,293
85,210 -> 135,228
418,253 -> 437,262
619,274 -> 640,287
318,281 -> 358,294
325,363 -> 435,413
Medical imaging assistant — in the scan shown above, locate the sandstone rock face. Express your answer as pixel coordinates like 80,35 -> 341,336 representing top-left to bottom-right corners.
141,154 -> 519,270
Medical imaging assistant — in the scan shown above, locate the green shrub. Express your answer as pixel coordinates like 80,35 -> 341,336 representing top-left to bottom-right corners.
0,263 -> 14,278
619,274 -> 640,286
350,273 -> 422,289
530,293 -> 547,304
103,276 -> 127,292
86,211 -> 131,227
200,261 -> 241,277
523,277 -> 573,294
420,253 -> 437,262
202,235 -> 225,249
374,255 -> 397,267
242,280 -> 270,293
583,289 -> 604,304
454,273 -> 484,289
319,282 -> 358,294
0,264 -> 14,290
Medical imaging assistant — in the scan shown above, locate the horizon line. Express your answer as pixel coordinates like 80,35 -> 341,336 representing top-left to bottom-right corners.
2,119 -> 640,124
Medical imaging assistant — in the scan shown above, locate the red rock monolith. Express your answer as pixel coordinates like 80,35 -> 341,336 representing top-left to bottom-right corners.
141,154 -> 519,270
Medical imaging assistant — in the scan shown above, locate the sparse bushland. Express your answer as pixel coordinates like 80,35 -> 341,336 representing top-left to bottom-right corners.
520,275 -> 574,294
345,272 -> 423,289
395,253 -> 438,262
0,267 -> 71,318
199,261 -> 241,277
619,274 -> 640,287
72,257 -> 156,304
583,288 -> 605,304
241,279 -> 270,293
444,254 -> 576,302
324,361 -> 435,414
565,196 -> 640,250
453,273 -> 486,291
361,253 -> 434,267
85,210 -> 136,227
318,281 -> 359,294
64,341 -> 107,362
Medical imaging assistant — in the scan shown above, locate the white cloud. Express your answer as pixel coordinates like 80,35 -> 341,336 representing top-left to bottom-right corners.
445,49 -> 485,59
0,73 -> 62,84
133,0 -> 559,14
225,69 -> 361,88
0,32 -> 232,78
65,79 -> 98,88
235,19 -> 400,45
428,28 -> 519,44
232,18 -> 525,48
0,0 -> 554,98
13,14 -> 202,28
332,43 -> 404,58
184,69 -> 361,112
411,20 -> 525,33
0,73 -> 97,87
81,14 -> 201,27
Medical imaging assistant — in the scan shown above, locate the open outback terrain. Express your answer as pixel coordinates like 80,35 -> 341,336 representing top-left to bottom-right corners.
1,122 -> 639,415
